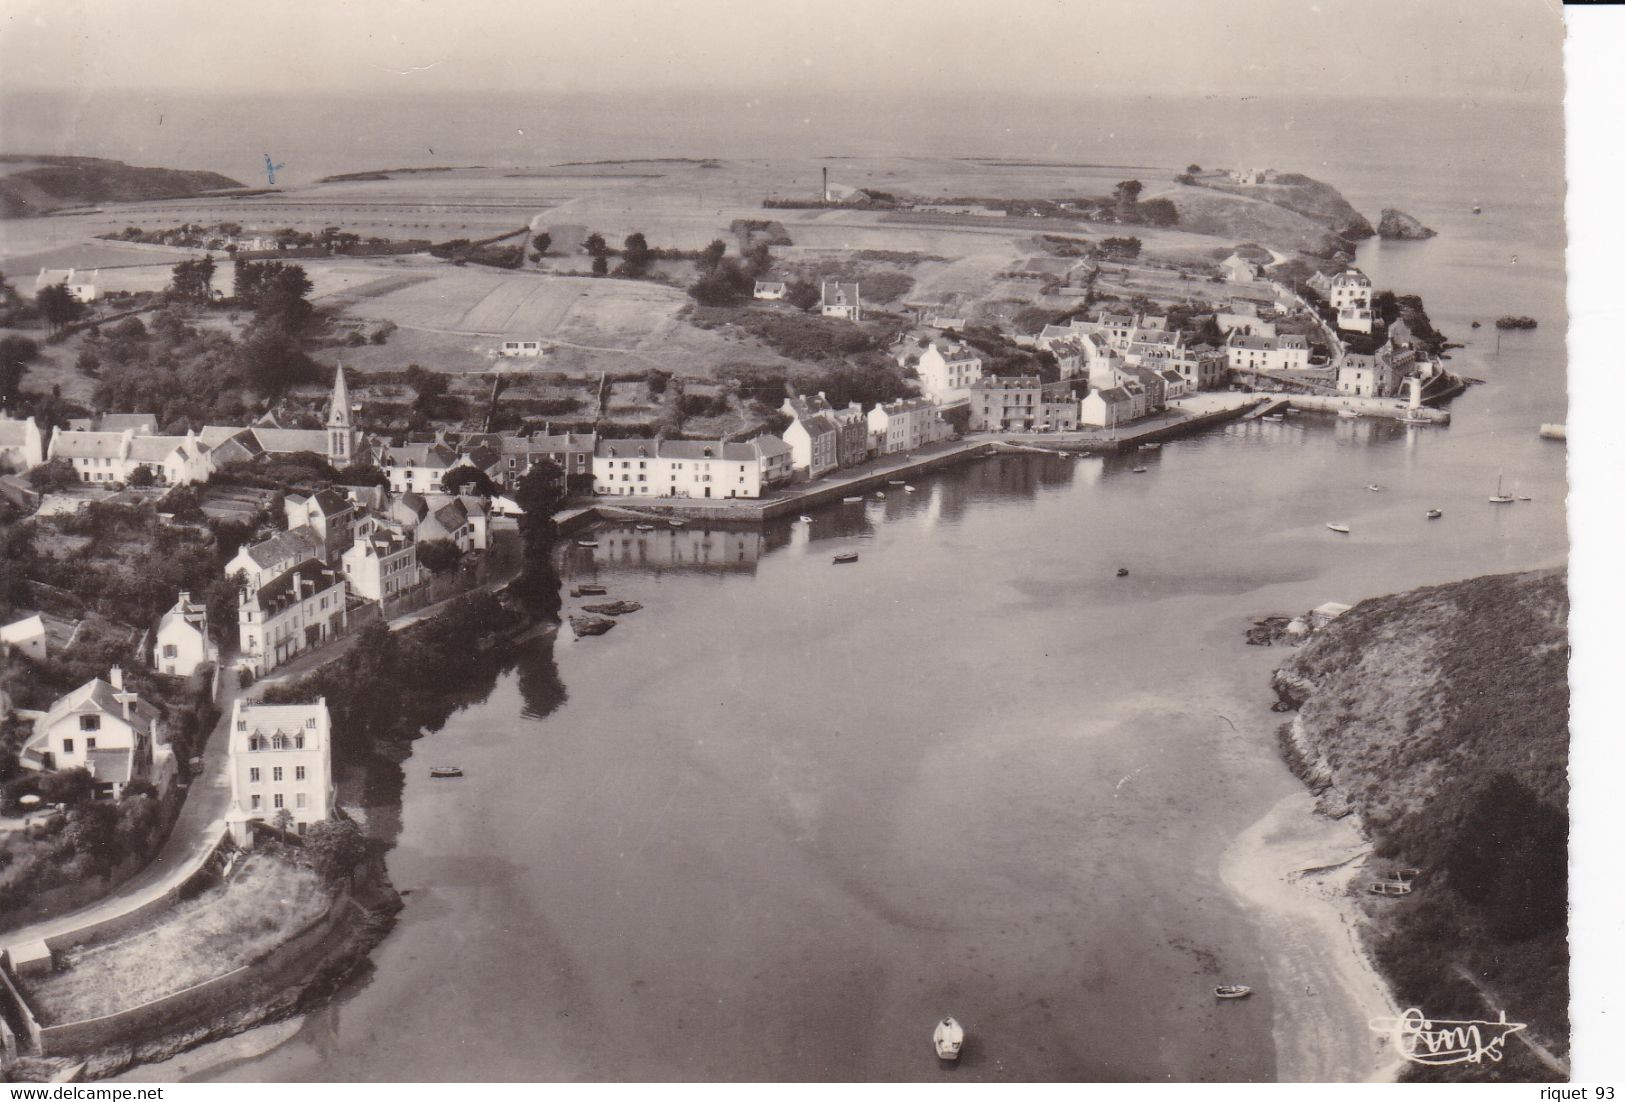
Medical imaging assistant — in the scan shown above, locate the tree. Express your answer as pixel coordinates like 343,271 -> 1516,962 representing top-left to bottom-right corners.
305,818 -> 368,886
619,232 -> 651,278
591,254 -> 609,277
442,466 -> 498,497
39,767 -> 93,806
583,232 -> 608,257
0,335 -> 38,407
169,256 -> 217,303
337,463 -> 388,486
36,283 -> 85,335
417,538 -> 462,574
512,460 -> 565,620
531,231 -> 552,260
785,280 -> 821,312
697,239 -> 727,274
1186,163 -> 1202,174
28,457 -> 78,492
127,465 -> 156,488
272,806 -> 294,841
1113,180 -> 1143,210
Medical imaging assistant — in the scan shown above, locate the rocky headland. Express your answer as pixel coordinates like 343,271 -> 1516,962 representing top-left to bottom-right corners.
1377,208 -> 1437,240
1270,568 -> 1569,1081
0,155 -> 245,218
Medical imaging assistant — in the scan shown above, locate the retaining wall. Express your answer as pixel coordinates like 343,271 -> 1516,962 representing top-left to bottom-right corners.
35,894 -> 353,1057
0,955 -> 42,1053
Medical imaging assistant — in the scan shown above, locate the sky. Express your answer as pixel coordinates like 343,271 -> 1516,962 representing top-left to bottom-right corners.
0,0 -> 1565,105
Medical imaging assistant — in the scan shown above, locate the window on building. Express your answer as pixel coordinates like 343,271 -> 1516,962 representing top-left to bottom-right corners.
62,737 -> 75,754
80,715 -> 100,731
251,794 -> 262,810
296,765 -> 306,781
273,793 -> 284,809
250,767 -> 261,782
296,793 -> 308,809
273,766 -> 284,782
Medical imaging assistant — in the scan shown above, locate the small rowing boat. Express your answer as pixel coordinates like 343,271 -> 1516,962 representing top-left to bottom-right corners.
1132,466 -> 1148,473
429,766 -> 464,779
1338,409 -> 1359,420
1116,567 -> 1129,577
843,496 -> 863,503
668,518 -> 687,527
635,524 -> 655,531
799,514 -> 813,522
1366,484 -> 1383,492
1326,523 -> 1350,534
833,551 -> 859,564
576,540 -> 599,548
1214,985 -> 1252,999
875,492 -> 886,500
571,583 -> 608,597
933,1017 -> 965,1061
904,485 -> 916,493
888,479 -> 906,485
1426,509 -> 1443,519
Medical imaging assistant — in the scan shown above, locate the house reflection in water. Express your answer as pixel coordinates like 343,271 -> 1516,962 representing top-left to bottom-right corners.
573,525 -> 765,575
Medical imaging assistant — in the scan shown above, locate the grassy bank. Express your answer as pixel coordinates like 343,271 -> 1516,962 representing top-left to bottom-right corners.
1271,568 -> 1568,1081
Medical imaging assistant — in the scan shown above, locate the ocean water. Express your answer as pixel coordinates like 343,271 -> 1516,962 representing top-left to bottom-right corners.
101,91 -> 1566,1082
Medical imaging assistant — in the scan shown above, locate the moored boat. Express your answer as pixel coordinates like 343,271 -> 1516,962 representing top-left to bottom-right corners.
1489,473 -> 1514,504
635,523 -> 655,531
1116,567 -> 1129,577
875,492 -> 886,500
429,766 -> 463,778
843,496 -> 863,503
1365,484 -> 1382,492
888,479 -> 906,485
1326,523 -> 1350,534
799,514 -> 813,522
669,518 -> 687,527
1214,985 -> 1252,999
576,539 -> 599,548
1131,466 -> 1148,473
933,1017 -> 965,1061
571,583 -> 608,597
833,551 -> 859,564
904,485 -> 917,493
1338,409 -> 1359,420
1426,509 -> 1443,519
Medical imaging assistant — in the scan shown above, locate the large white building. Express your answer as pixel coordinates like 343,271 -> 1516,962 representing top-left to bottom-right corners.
913,340 -> 984,401
1225,332 -> 1311,373
342,529 -> 421,603
225,698 -> 335,844
1328,269 -> 1375,334
593,437 -> 793,499
46,428 -> 213,486
867,398 -> 951,455
238,560 -> 348,676
154,591 -> 216,677
780,396 -> 839,479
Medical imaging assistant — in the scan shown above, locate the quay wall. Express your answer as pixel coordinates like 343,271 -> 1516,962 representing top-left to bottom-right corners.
1283,395 -> 1451,423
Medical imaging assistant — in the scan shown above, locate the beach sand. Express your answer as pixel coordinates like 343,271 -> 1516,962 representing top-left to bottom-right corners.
1220,791 -> 1407,1083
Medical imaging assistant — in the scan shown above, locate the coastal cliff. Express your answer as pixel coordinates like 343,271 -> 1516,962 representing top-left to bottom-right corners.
1170,172 -> 1374,258
0,155 -> 244,218
1377,208 -> 1437,240
1270,568 -> 1569,1080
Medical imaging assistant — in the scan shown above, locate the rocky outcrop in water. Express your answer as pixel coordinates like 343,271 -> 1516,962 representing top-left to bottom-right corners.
1376,208 -> 1437,240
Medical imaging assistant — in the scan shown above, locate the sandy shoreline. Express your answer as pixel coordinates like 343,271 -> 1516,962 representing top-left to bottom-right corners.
1219,790 -> 1407,1083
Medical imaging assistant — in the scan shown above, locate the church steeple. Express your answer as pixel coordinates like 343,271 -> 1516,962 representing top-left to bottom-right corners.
327,363 -> 354,466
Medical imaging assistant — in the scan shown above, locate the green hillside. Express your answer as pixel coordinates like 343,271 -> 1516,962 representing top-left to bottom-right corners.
1272,568 -> 1569,1080
0,155 -> 244,218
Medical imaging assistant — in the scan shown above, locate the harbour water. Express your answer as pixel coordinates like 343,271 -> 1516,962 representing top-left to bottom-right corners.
116,94 -> 1565,1082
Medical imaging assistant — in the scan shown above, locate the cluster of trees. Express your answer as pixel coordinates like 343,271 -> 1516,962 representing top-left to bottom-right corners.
232,258 -> 316,334
0,777 -> 167,915
1,334 -> 38,408
686,239 -> 775,306
511,460 -> 566,621
1110,180 -> 1178,228
169,256 -> 217,303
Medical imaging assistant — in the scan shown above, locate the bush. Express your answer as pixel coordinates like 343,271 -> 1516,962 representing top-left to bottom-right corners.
417,539 -> 462,574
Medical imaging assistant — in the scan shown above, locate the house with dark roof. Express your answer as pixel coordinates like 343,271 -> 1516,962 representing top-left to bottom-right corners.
225,527 -> 326,591
238,560 -> 347,676
820,281 -> 862,321
1080,386 -> 1137,428
19,667 -> 173,799
592,436 -> 793,499
780,395 -> 840,478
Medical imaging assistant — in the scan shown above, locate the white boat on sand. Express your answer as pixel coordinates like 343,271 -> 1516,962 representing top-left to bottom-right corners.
933,1017 -> 964,1061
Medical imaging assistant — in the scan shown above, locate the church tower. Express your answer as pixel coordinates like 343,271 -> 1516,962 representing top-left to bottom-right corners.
327,364 -> 355,466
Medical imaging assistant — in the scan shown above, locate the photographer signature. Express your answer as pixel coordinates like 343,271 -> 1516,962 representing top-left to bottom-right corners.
1369,1007 -> 1527,1066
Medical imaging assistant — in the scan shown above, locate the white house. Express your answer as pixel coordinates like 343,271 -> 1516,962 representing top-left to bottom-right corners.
225,698 -> 335,845
820,281 -> 862,321
154,591 -> 217,677
1329,269 -> 1375,334
342,530 -> 421,603
226,526 -> 326,592
238,560 -> 348,676
499,340 -> 545,358
914,340 -> 984,401
867,399 -> 949,455
592,436 -> 793,499
753,281 -> 788,301
1221,255 -> 1260,283
382,441 -> 461,495
1080,387 -> 1137,428
0,614 -> 48,662
1337,352 -> 1403,398
1225,332 -> 1311,373
0,416 -> 44,473
35,268 -> 99,302
780,395 -> 839,479
46,428 -> 213,486
18,668 -> 173,799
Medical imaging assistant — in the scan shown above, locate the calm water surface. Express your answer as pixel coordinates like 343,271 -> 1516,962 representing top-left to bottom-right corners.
130,96 -> 1566,1082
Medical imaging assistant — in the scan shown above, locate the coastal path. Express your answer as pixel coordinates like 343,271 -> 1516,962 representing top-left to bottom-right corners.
1450,963 -> 1570,1077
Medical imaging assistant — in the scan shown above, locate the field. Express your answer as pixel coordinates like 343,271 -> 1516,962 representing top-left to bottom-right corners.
1,156 -> 1346,383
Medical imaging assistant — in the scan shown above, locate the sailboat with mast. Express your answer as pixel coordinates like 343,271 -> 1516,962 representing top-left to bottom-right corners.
1489,472 -> 1515,504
